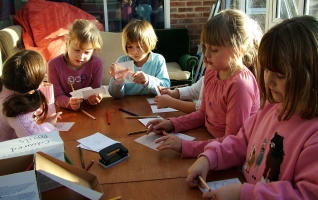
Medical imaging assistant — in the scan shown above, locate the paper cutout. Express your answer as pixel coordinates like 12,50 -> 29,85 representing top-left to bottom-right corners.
55,122 -> 74,131
114,60 -> 134,83
77,132 -> 120,152
70,86 -> 107,99
198,178 -> 241,193
138,117 -> 163,126
151,105 -> 178,113
146,98 -> 156,104
134,132 -> 195,151
154,86 -> 161,96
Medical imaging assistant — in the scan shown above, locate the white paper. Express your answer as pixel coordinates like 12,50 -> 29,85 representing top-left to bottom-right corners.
154,86 -> 161,96
138,117 -> 163,126
199,178 -> 241,193
55,122 -> 74,131
151,105 -> 178,113
146,98 -> 156,104
81,86 -> 107,99
0,171 -> 39,200
77,132 -> 119,152
134,132 -> 195,151
115,60 -> 134,83
70,87 -> 92,98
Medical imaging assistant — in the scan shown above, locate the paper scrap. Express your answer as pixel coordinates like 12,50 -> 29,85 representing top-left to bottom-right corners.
55,122 -> 74,131
199,178 -> 241,193
151,105 -> 178,113
82,86 -> 107,99
77,132 -> 119,152
134,132 -> 195,151
115,60 -> 134,83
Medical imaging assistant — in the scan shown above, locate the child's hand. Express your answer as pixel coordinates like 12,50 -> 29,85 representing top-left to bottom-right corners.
145,119 -> 174,134
133,71 -> 147,85
86,93 -> 103,105
43,112 -> 62,126
202,184 -> 242,200
186,156 -> 210,188
109,63 -> 130,80
109,64 -> 116,78
155,94 -> 173,109
155,132 -> 182,152
70,97 -> 83,111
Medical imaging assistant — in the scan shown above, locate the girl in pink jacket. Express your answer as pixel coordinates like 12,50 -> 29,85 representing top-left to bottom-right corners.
187,15 -> 318,200
146,9 -> 262,158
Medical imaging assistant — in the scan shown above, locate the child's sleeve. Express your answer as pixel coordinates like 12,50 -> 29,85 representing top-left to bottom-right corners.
8,112 -> 57,137
178,75 -> 204,100
144,54 -> 170,93
90,57 -> 103,88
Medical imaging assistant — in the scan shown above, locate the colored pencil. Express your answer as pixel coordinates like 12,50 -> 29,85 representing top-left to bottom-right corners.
198,175 -> 210,190
118,108 -> 138,116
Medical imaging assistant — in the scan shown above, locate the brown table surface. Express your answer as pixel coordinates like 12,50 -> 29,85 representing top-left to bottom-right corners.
43,95 -> 244,199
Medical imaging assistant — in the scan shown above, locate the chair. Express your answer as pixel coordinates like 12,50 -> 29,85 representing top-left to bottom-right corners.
153,28 -> 198,86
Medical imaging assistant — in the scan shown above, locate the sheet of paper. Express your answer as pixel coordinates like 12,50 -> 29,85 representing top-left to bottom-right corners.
146,98 -> 156,104
134,132 -> 195,151
82,86 -> 107,99
70,87 -> 92,98
55,122 -> 74,131
199,178 -> 241,193
77,132 -> 119,152
151,105 -> 178,113
115,60 -> 134,83
138,117 -> 163,126
154,86 -> 161,96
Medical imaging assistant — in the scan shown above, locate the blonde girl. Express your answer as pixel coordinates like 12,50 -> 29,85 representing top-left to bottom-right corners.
48,19 -> 103,110
146,9 -> 262,158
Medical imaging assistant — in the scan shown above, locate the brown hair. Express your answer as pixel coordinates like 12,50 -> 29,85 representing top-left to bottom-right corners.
121,19 -> 157,54
258,15 -> 318,120
201,9 -> 263,77
0,50 -> 48,122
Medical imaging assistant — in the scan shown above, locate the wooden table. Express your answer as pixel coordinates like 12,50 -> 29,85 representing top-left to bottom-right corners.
43,95 -> 244,199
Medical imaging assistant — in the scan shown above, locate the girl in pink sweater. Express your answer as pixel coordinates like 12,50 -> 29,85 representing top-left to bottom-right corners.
0,50 -> 61,142
187,15 -> 318,199
146,9 -> 262,157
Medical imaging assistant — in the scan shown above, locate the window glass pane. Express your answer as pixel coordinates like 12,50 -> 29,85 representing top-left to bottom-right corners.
307,0 -> 318,16
276,0 -> 299,19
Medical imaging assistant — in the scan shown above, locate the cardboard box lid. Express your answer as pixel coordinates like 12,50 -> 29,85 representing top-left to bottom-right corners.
0,130 -> 64,161
35,152 -> 103,199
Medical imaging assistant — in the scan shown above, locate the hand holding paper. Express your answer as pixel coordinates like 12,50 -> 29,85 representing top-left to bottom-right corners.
112,61 -> 135,83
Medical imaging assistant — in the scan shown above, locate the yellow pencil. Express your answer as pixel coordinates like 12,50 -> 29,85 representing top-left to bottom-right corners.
128,129 -> 148,135
198,175 -> 210,190
108,196 -> 121,200
126,116 -> 160,119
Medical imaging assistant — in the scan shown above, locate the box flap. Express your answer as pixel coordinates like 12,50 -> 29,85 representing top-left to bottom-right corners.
35,152 -> 103,199
0,130 -> 64,161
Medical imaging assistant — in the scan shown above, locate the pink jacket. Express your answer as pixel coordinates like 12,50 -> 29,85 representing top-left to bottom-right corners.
0,86 -> 57,142
170,67 -> 260,157
202,102 -> 318,199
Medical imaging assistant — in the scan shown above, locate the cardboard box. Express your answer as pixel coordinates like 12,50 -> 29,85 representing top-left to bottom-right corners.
0,130 -> 64,161
0,152 -> 103,199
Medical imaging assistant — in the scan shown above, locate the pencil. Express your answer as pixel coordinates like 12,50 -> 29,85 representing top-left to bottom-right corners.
69,79 -> 96,120
118,108 -> 138,116
198,175 -> 210,190
81,110 -> 96,120
162,84 -> 189,90
107,112 -> 110,125
125,116 -> 160,119
79,146 -> 85,169
64,153 -> 73,165
128,129 -> 148,135
108,196 -> 121,200
85,160 -> 94,171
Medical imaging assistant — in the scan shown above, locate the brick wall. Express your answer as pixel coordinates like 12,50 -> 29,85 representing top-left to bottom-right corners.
169,0 -> 216,55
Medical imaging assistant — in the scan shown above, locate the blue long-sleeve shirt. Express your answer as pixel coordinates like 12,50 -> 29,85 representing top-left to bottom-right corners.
108,52 -> 170,98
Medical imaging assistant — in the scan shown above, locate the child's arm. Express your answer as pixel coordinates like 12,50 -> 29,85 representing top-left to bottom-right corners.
8,112 -> 58,137
178,76 -> 204,100
155,94 -> 196,113
108,61 -> 129,98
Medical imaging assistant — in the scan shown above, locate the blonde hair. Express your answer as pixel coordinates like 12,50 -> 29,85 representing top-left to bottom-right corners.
66,19 -> 103,52
258,15 -> 318,120
121,19 -> 157,54
201,9 -> 263,77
